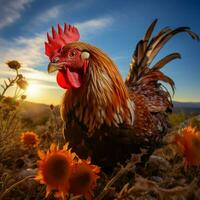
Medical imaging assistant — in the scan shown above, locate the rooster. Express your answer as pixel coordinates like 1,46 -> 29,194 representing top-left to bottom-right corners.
46,19 -> 199,169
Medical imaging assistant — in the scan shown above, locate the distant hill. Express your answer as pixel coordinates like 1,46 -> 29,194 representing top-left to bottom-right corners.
172,101 -> 200,114
19,101 -> 51,126
19,101 -> 200,123
173,101 -> 200,108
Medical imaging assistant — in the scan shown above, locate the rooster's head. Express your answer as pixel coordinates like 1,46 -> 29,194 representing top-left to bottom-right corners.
45,23 -> 90,89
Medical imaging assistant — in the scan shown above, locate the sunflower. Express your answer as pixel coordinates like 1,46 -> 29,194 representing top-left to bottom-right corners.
69,158 -> 100,200
20,131 -> 39,147
35,143 -> 75,199
175,125 -> 200,167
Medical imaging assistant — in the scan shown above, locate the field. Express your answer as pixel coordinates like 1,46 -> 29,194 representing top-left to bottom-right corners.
0,95 -> 200,200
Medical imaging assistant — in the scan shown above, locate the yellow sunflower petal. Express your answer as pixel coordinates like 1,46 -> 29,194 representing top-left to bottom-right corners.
175,125 -> 200,166
38,150 -> 45,159
45,186 -> 52,198
50,143 -> 57,152
63,143 -> 69,150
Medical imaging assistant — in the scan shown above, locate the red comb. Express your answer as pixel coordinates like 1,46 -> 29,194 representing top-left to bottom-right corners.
45,23 -> 80,58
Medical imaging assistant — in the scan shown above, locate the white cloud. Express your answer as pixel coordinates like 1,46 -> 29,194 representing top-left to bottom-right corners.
21,67 -> 55,83
0,65 -> 55,85
27,0 -> 93,29
75,17 -> 113,36
0,32 -> 55,85
0,32 -> 50,85
0,0 -> 33,29
113,55 -> 127,61
33,5 -> 62,24
0,33 -> 46,68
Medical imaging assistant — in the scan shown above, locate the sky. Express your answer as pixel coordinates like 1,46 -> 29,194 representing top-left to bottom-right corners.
0,0 -> 200,105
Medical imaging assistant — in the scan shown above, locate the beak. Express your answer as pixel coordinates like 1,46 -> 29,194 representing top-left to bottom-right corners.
48,62 -> 63,73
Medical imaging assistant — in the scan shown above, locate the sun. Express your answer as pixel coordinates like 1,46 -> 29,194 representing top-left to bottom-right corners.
27,84 -> 40,97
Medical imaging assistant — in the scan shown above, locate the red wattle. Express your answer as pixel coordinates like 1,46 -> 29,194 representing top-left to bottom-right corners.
56,71 -> 72,89
56,68 -> 84,89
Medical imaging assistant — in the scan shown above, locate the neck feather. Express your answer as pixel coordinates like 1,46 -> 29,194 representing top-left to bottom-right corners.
61,44 -> 135,133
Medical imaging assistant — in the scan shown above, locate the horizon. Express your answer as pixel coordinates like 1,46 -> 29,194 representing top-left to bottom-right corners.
0,0 -> 200,105
21,100 -> 200,107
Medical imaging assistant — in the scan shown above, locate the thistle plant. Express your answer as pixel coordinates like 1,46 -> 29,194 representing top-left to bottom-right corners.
0,60 -> 29,159
0,60 -> 28,101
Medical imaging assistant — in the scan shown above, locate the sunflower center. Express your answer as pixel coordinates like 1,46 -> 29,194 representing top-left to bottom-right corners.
25,136 -> 36,144
71,166 -> 91,188
44,153 -> 70,184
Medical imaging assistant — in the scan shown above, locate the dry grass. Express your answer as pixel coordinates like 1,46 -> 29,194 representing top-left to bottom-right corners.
1,102 -> 200,199
0,99 -> 64,199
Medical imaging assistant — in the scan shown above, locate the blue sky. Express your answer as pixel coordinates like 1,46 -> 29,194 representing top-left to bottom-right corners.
0,0 -> 200,104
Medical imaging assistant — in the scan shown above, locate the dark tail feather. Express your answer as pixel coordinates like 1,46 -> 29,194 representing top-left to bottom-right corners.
125,19 -> 199,113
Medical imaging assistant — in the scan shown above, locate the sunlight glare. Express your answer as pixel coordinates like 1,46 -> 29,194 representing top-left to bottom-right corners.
27,84 -> 40,97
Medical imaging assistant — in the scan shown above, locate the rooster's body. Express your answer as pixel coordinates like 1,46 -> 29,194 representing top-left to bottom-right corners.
46,20 -> 199,169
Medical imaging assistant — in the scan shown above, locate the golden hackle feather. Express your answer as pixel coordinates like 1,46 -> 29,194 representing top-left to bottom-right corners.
61,42 -> 134,134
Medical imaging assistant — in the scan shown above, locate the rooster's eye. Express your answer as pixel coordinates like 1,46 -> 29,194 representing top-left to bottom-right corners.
69,51 -> 77,57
